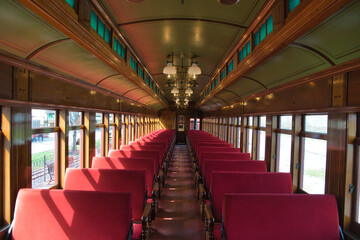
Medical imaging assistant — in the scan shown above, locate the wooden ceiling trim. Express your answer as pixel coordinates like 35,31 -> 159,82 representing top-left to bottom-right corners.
17,0 -> 168,108
26,38 -> 72,60
242,76 -> 268,90
221,89 -> 241,98
95,73 -> 122,86
122,87 -> 140,97
213,96 -> 229,105
201,57 -> 360,112
197,0 -> 351,108
0,50 -> 156,111
118,18 -> 247,28
290,42 -> 336,66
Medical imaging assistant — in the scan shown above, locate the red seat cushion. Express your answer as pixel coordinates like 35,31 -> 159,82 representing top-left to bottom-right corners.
92,157 -> 156,197
122,144 -> 165,159
210,172 -> 292,221
197,147 -> 240,166
12,189 -> 132,240
222,194 -> 340,240
132,223 -> 142,240
201,152 -> 251,171
64,168 -> 146,221
203,160 -> 267,188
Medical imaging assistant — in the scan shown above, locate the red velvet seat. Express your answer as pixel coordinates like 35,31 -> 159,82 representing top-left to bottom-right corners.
121,145 -> 165,160
221,194 -> 340,240
197,147 -> 240,167
92,157 -> 156,198
209,172 -> 292,222
202,160 -> 267,189
200,152 -> 251,171
194,142 -> 232,154
12,189 -> 133,240
109,150 -> 161,174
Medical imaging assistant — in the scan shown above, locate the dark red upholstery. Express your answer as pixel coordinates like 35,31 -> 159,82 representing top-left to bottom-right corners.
92,157 -> 155,197
197,147 -> 240,166
195,143 -> 232,154
210,172 -> 292,221
200,152 -> 251,171
64,168 -> 146,221
12,189 -> 132,240
108,150 -> 161,173
203,160 -> 267,189
121,145 -> 165,159
222,194 -> 340,240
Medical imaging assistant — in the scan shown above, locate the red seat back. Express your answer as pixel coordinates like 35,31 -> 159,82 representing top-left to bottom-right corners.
121,144 -> 164,158
109,150 -> 160,173
64,168 -> 146,221
197,147 -> 240,166
92,157 -> 155,197
211,172 -> 292,221
201,153 -> 251,172
12,189 -> 132,240
222,194 -> 340,240
203,160 -> 267,188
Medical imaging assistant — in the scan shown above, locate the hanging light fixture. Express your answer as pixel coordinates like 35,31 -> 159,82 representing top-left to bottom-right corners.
185,87 -> 193,95
171,86 -> 179,95
188,62 -> 201,75
163,53 -> 177,75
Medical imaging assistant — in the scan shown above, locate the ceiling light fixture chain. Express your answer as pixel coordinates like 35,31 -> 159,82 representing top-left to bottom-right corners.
163,52 -> 201,109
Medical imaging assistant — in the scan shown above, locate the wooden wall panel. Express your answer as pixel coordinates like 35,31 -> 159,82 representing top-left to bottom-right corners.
0,63 -> 12,100
159,110 -> 176,129
348,69 -> 360,107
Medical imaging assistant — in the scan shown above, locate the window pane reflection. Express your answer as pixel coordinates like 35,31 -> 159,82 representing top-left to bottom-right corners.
95,128 -> 103,157
278,134 -> 291,173
68,130 -> 81,168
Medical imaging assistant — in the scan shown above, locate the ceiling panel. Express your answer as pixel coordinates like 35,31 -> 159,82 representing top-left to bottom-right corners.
246,45 -> 332,89
0,0 -> 66,58
102,0 -> 266,102
99,75 -> 138,95
295,1 -> 360,65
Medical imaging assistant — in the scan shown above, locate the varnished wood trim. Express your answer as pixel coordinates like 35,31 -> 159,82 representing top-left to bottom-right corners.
25,38 -> 72,60
290,42 -> 336,66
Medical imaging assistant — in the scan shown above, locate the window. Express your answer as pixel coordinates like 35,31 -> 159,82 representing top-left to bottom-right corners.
90,10 -> 110,44
236,117 -> 241,148
239,40 -> 251,62
138,66 -> 144,79
246,117 -> 253,156
257,116 -> 266,161
289,0 -> 301,12
214,78 -> 219,87
253,14 -> 273,48
95,113 -> 104,157
300,114 -> 328,194
68,112 -> 83,168
221,67 -> 226,80
130,56 -> 137,72
113,37 -> 126,60
65,0 -> 75,8
145,75 -> 150,85
227,59 -> 234,73
31,109 -> 58,189
211,82 -> 214,90
277,115 -> 292,173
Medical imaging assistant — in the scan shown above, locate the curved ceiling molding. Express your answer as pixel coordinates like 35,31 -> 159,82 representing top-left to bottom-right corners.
242,76 -> 268,90
118,18 -> 247,28
221,89 -> 241,98
26,38 -> 71,60
96,73 -> 122,86
136,95 -> 150,102
290,42 -> 336,66
213,96 -> 229,105
122,87 -> 139,97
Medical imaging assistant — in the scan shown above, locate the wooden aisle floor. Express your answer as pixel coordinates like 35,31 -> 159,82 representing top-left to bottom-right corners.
151,145 -> 204,239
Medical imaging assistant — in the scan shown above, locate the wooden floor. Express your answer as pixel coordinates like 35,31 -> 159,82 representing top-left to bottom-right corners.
151,145 -> 204,239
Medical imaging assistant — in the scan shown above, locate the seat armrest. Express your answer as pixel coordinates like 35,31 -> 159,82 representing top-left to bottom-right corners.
204,204 -> 215,240
194,170 -> 202,187
141,202 -> 152,240
198,183 -> 206,204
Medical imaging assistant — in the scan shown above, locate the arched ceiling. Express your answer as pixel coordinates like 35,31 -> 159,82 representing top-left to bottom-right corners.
101,0 -> 267,103
200,0 -> 360,111
0,0 -> 165,111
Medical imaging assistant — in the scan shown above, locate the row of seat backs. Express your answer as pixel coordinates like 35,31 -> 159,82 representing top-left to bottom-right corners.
12,189 -> 133,240
121,144 -> 165,159
203,160 -> 267,190
197,147 -> 240,165
200,153 -> 251,173
64,168 -> 147,221
222,194 -> 340,240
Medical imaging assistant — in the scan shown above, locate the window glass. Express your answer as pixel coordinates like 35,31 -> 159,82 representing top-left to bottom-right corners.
109,114 -> 114,124
97,19 -> 104,38
31,132 -> 56,188
259,116 -> 266,128
69,112 -> 82,126
258,130 -> 266,160
239,49 -> 243,62
289,0 -> 301,12
266,15 -> 273,34
113,37 -> 118,52
260,23 -> 266,41
247,128 -> 253,154
90,10 -> 98,31
254,31 -> 260,47
109,126 -> 115,151
65,0 -> 75,8
248,116 -> 253,127
302,137 -> 327,194
215,78 -> 219,86
280,115 -> 292,130
356,145 -> 360,223
221,68 -> 226,80
246,41 -> 251,55
242,46 -> 246,59
68,130 -> 81,168
32,109 -> 56,128
278,133 -> 292,172
95,128 -> 103,157
96,113 -> 103,124
104,27 -> 110,43
305,115 -> 327,134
